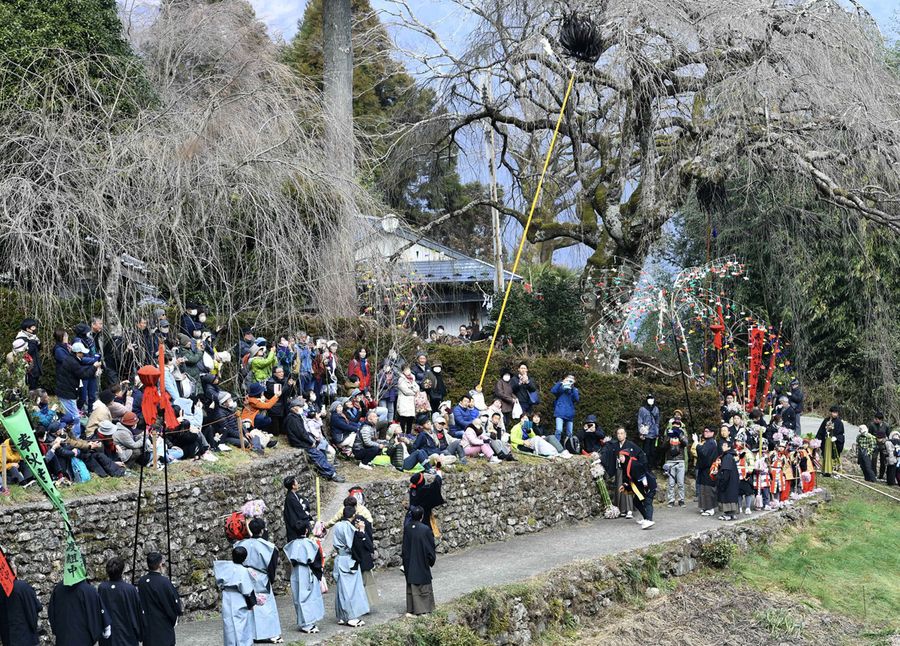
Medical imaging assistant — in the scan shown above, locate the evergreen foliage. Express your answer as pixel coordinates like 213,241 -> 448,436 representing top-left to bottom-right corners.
0,0 -> 149,112
487,264 -> 587,355
283,0 -> 497,258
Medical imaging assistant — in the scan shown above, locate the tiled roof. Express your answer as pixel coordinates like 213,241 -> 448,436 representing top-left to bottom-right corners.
397,260 -> 520,284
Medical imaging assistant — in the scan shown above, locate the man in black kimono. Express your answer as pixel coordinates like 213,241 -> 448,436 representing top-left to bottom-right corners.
283,475 -> 314,542
406,473 -> 445,529
98,556 -> 143,646
401,505 -> 436,617
48,578 -> 110,646
137,552 -> 182,646
0,559 -> 42,646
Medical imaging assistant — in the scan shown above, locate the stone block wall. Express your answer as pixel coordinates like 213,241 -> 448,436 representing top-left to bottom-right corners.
0,452 -> 603,618
0,450 -> 314,615
362,457 -> 602,566
331,498 -> 826,646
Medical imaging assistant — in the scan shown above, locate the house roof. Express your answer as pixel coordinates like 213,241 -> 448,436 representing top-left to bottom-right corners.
358,215 -> 521,285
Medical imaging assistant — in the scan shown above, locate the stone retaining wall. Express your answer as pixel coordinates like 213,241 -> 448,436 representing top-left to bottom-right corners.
331,497 -> 827,646
0,452 -> 603,620
364,457 -> 603,567
0,450 -> 315,615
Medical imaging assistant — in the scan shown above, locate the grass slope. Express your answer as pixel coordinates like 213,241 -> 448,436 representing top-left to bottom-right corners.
732,477 -> 899,633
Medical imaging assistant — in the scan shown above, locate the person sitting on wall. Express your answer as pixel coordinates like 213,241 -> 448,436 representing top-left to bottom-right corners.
508,412 -> 563,457
460,416 -> 498,463
450,395 -> 479,439
329,401 -> 360,456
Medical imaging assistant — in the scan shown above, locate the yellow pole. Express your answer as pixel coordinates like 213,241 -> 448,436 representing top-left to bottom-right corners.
315,475 -> 321,519
478,70 -> 578,389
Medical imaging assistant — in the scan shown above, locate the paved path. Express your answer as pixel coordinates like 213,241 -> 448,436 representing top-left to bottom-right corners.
176,504 -> 771,645
801,414 -> 858,448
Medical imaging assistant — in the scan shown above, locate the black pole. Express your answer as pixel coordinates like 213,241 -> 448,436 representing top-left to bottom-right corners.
162,423 -> 173,583
670,319 -> 696,437
130,456 -> 145,583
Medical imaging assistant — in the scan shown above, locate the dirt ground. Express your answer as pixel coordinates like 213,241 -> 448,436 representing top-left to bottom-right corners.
567,579 -> 882,646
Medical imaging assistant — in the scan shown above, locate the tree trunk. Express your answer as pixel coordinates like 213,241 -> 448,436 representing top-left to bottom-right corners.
319,0 -> 358,318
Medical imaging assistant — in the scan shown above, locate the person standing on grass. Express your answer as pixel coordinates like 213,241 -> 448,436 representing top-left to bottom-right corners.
402,505 -> 437,616
816,405 -> 845,476
855,425 -> 878,482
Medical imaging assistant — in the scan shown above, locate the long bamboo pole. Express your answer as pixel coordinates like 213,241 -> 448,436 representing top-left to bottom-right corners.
477,71 -> 577,389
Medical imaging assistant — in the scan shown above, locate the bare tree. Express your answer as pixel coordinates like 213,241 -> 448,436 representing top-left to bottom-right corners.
384,0 -> 900,370
0,0 -> 376,334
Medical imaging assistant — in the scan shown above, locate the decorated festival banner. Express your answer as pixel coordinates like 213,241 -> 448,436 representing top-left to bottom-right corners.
0,404 -> 87,585
0,545 -> 14,597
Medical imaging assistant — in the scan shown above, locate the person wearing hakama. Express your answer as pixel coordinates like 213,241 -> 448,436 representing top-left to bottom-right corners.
235,518 -> 284,644
98,556 -> 143,646
49,579 -> 110,646
284,526 -> 325,634
618,447 -> 656,529
695,427 -> 719,515
214,547 -> 258,646
716,442 -> 740,521
401,505 -> 436,616
0,560 -> 42,646
137,552 -> 182,646
332,511 -> 369,628
816,405 -> 845,476
609,428 -> 641,519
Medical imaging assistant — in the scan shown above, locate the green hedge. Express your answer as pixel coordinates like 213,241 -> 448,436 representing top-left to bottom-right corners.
425,344 -> 719,439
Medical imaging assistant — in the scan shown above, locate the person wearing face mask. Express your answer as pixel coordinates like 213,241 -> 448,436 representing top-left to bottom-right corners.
493,369 -> 517,427
550,374 -> 580,443
637,393 -> 661,469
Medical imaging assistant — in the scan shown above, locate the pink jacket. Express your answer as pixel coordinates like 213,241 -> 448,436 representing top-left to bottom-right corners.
461,427 -> 487,448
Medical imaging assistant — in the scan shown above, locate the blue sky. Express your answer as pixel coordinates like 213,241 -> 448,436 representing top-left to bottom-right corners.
250,0 -> 896,42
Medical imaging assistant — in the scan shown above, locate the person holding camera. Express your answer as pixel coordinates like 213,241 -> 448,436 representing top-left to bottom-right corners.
550,374 -> 580,443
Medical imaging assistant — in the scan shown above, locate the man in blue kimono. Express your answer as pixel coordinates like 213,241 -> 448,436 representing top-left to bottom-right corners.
235,519 -> 283,643
284,524 -> 325,634
332,506 -> 369,628
214,547 -> 257,646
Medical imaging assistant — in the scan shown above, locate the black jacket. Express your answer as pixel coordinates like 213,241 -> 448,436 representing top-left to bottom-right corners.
55,345 -> 97,400
816,417 -> 846,454
401,521 -> 436,586
284,491 -> 313,542
285,412 -> 314,449
137,572 -> 182,646
350,517 -> 375,573
696,439 -> 719,487
716,450 -> 740,504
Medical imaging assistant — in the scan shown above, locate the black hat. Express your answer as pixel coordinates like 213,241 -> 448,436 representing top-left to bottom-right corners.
20,318 -> 38,330
584,414 -> 597,425
874,411 -> 885,420
829,404 -> 841,414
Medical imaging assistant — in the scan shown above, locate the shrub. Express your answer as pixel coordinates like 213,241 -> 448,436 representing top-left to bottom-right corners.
426,344 -> 720,437
700,538 -> 738,569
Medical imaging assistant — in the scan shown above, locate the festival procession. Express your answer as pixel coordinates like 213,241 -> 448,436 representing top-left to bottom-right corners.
1,0 -> 900,645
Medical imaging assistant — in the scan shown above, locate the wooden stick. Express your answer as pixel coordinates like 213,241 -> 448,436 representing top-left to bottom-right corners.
1,443 -> 7,492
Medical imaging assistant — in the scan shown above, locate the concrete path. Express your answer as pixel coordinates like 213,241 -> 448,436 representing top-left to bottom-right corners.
801,414 -> 858,448
175,504 -> 771,645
